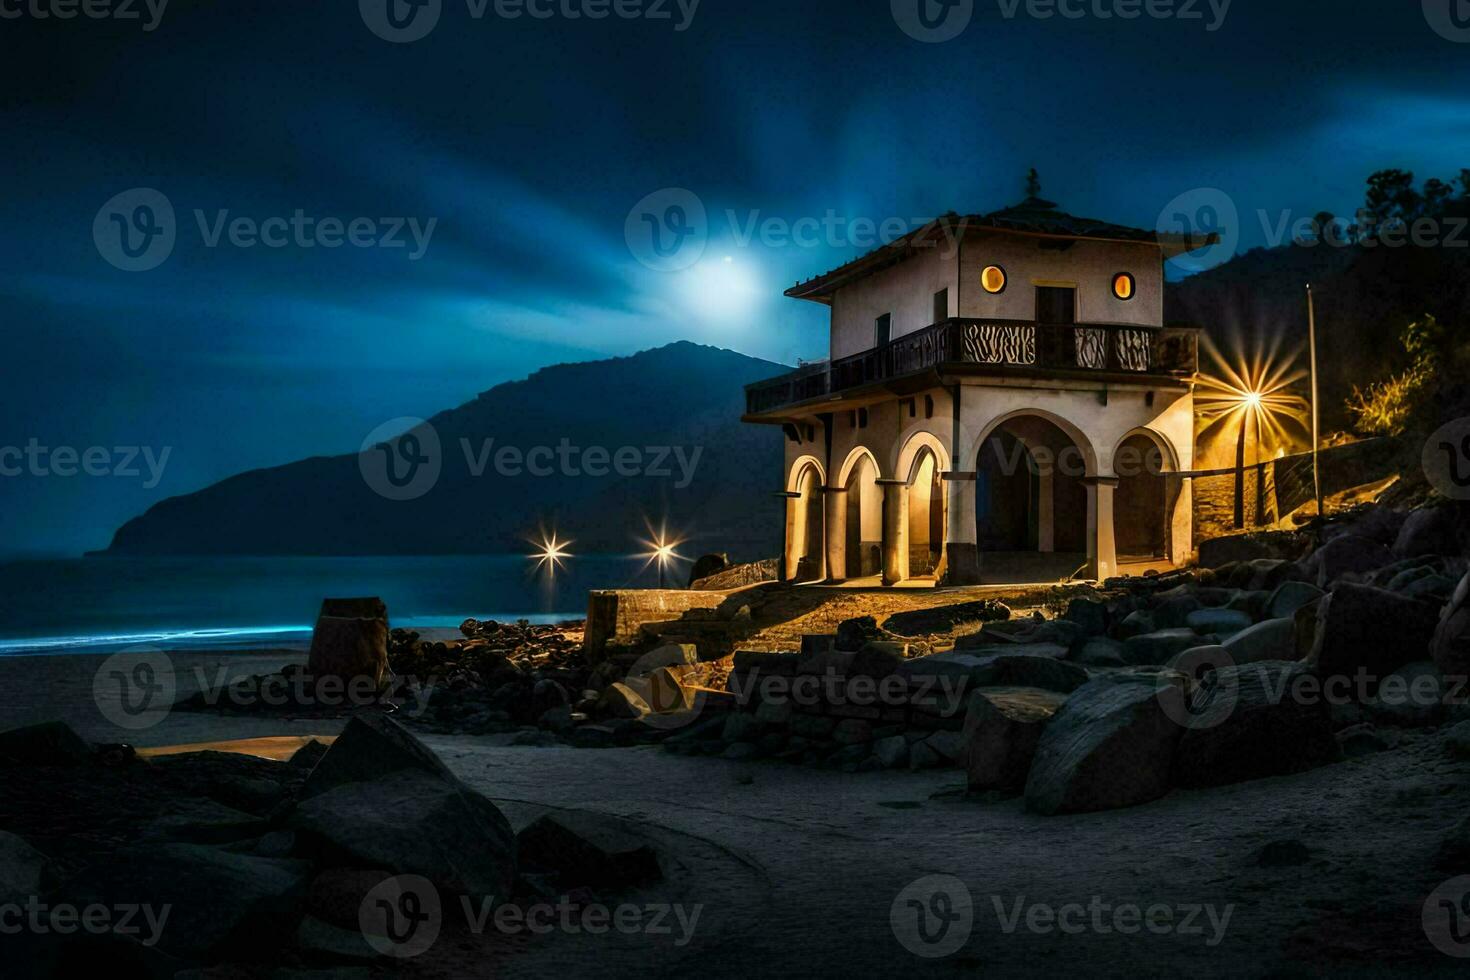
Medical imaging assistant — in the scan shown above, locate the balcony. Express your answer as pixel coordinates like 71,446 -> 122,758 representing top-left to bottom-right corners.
745,318 -> 1200,416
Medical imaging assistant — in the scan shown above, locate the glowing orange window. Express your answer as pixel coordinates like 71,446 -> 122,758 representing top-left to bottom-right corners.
1112,273 -> 1135,300
981,265 -> 1007,294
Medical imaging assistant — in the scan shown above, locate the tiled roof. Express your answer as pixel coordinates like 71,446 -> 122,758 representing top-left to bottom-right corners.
785,197 -> 1219,302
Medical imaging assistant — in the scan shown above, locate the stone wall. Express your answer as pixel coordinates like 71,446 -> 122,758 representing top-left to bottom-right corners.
583,590 -> 728,659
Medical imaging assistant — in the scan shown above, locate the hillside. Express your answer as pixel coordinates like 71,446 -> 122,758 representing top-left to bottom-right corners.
104,342 -> 786,559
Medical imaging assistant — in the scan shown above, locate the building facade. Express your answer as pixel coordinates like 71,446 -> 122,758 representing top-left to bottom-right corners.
743,197 -> 1216,585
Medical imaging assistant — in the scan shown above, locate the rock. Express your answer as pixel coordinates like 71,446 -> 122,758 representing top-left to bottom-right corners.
721,742 -> 758,760
308,615 -> 388,687
292,769 -> 516,899
908,739 -> 942,770
1164,645 -> 1233,681
538,704 -> 575,732
883,600 -> 1011,636
289,738 -> 331,769
1306,534 -> 1394,588
1172,661 -> 1339,789
1435,815 -> 1470,873
1062,598 -> 1109,637
873,735 -> 909,768
1122,629 -> 1207,666
1115,610 -> 1156,640
1198,531 -> 1308,568
0,720 -> 91,766
1337,723 -> 1390,758
1222,617 -> 1298,666
1075,638 -> 1128,668
596,682 -> 652,720
1154,595 -> 1203,629
302,713 -> 454,799
905,650 -> 1087,694
1432,571 -> 1470,678
1244,558 -> 1306,591
1266,581 -> 1325,620
1445,721 -> 1470,759
962,687 -> 1068,792
304,868 -> 394,929
923,729 -> 965,762
1253,839 -> 1311,867
61,843 -> 309,962
1394,506 -> 1463,558
1402,574 -> 1461,604
832,719 -> 873,745
1366,661 -> 1445,728
0,831 -> 50,902
297,915 -> 377,961
687,553 -> 730,587
722,713 -> 762,741
1185,608 -> 1254,637
517,812 -> 661,890
850,641 -> 906,679
1309,584 -> 1441,695
835,616 -> 885,652
1023,679 -> 1182,815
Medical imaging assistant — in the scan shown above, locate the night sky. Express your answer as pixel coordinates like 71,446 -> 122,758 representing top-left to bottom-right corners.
3,0 -> 1468,555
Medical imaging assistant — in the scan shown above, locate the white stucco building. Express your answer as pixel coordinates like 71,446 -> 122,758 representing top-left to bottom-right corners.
743,195 -> 1216,586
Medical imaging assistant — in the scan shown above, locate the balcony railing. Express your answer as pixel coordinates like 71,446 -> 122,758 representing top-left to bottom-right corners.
745,318 -> 1200,415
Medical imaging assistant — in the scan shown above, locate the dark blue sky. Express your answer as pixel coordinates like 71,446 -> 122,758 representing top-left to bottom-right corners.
3,0 -> 1469,555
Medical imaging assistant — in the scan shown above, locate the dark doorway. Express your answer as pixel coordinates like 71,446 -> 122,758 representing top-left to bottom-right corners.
1036,286 -> 1076,324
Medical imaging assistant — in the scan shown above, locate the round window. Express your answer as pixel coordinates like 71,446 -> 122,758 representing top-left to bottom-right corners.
981,265 -> 1007,294
1112,273 -> 1136,301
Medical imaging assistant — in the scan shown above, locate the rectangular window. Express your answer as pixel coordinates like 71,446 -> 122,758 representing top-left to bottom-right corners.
932,288 -> 949,324
1036,286 -> 1076,324
875,313 -> 892,347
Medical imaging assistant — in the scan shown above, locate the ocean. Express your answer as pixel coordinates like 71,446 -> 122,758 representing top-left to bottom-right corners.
0,554 -> 669,655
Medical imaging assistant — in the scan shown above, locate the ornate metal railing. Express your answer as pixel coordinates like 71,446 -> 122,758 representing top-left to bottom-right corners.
745,318 -> 1200,415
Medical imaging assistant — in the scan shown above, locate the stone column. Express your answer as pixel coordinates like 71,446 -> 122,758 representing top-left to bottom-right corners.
1083,477 -> 1119,582
824,487 -> 849,583
942,470 -> 981,584
1037,468 -> 1056,553
878,479 -> 909,586
776,491 -> 802,582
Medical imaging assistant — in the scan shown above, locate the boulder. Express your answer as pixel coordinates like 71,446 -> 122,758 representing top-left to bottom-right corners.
687,553 -> 730,587
1337,723 -> 1390,758
1062,598 -> 1109,637
0,831 -> 50,902
301,713 -> 454,799
289,738 -> 331,770
1435,814 -> 1470,873
61,843 -> 309,963
1185,608 -> 1254,637
1222,617 -> 1298,666
1122,629 -> 1207,666
835,616 -> 885,652
1115,610 -> 1156,640
517,811 -> 661,890
1198,531 -> 1307,568
0,721 -> 91,766
1394,506 -> 1463,558
1164,645 -> 1234,680
873,735 -> 909,769
596,682 -> 653,720
1172,661 -> 1338,788
308,601 -> 389,686
1075,638 -> 1127,668
963,651 -> 1088,693
922,729 -> 965,762
1266,581 -> 1325,620
1432,571 -> 1470,678
1309,583 -> 1441,694
883,600 -> 1011,636
1154,594 -> 1203,629
292,769 -> 516,899
962,687 -> 1068,792
832,719 -> 873,745
1366,661 -> 1446,728
1306,534 -> 1393,588
1444,721 -> 1470,759
1244,559 -> 1306,591
1023,678 -> 1183,815
850,641 -> 906,679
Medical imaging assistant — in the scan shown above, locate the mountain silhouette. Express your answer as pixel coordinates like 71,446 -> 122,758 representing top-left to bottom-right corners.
104,342 -> 786,559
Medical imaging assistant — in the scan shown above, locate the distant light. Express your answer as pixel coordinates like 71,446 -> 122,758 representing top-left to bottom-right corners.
531,532 -> 572,574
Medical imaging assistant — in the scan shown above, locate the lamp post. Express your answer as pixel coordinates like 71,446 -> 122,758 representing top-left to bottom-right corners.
1306,284 -> 1323,518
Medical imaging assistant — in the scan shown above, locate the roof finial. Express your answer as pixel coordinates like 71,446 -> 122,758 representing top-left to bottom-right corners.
1024,167 -> 1042,200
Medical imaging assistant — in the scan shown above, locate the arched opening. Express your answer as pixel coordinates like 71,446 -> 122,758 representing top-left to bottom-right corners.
1114,432 -> 1171,560
843,453 -> 882,579
976,415 -> 1088,578
906,448 -> 946,578
787,462 -> 825,582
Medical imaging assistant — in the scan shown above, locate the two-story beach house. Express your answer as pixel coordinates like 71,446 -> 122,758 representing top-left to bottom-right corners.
743,194 -> 1216,586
